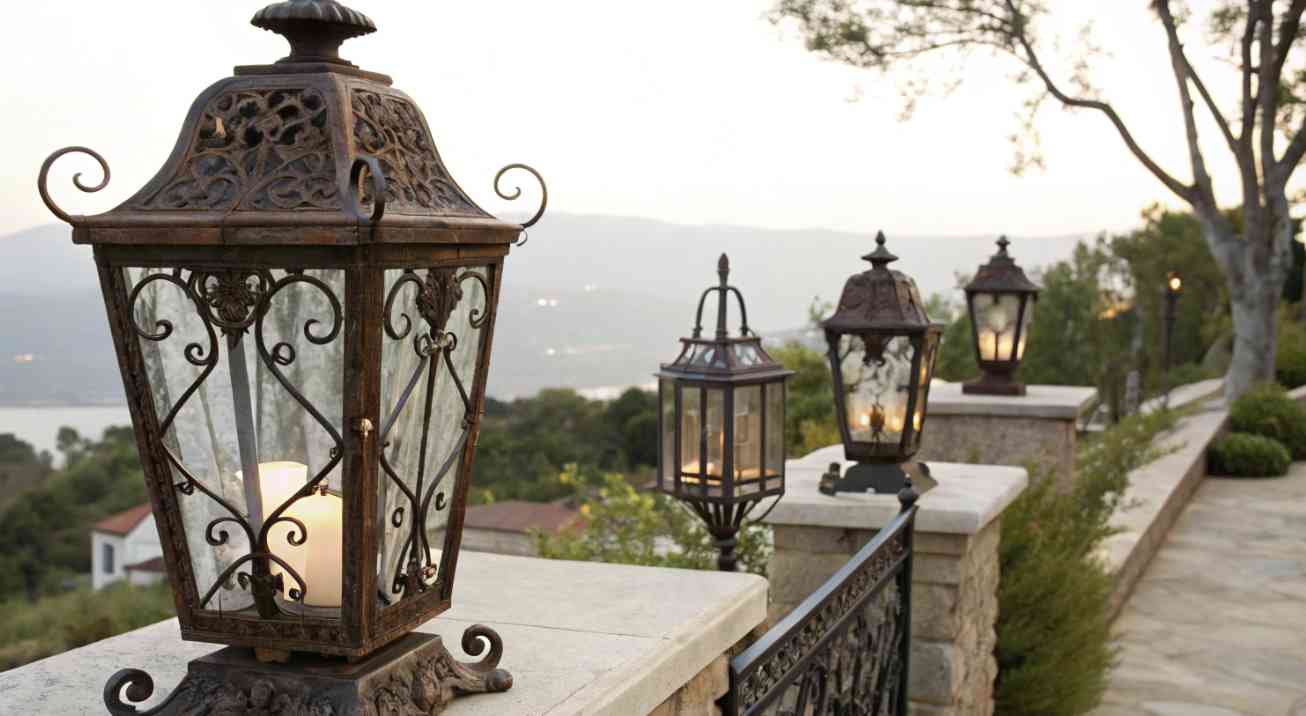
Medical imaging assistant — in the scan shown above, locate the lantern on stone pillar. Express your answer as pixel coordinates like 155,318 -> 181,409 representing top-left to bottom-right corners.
39,3 -> 547,713
963,237 -> 1040,396
820,232 -> 943,496
657,255 -> 792,571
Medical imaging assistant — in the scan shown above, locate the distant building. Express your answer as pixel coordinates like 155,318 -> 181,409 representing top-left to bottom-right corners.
436,500 -> 581,557
90,504 -> 162,591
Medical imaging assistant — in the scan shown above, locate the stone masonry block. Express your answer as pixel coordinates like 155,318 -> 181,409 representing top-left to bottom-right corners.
914,531 -> 971,557
913,553 -> 963,586
773,525 -> 863,554
912,583 -> 962,641
768,551 -> 851,607
909,640 -> 963,705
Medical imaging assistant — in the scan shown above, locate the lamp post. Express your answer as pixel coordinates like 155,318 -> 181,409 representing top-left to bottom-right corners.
963,237 -> 1041,396
657,255 -> 793,571
819,232 -> 943,496
1164,271 -> 1184,376
40,3 -> 547,713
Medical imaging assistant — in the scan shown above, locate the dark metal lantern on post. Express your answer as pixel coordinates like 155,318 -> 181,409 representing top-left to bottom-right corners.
1164,271 -> 1184,375
657,255 -> 793,572
820,232 -> 943,496
39,3 -> 547,713
963,237 -> 1040,396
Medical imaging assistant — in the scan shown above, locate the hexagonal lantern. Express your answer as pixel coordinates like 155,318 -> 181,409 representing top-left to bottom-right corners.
38,3 -> 547,713
820,232 -> 943,496
963,237 -> 1040,396
657,255 -> 793,571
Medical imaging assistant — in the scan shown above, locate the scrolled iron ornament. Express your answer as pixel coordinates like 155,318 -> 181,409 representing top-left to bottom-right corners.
494,163 -> 548,243
104,668 -> 185,716
349,154 -> 387,225
39,146 -> 111,225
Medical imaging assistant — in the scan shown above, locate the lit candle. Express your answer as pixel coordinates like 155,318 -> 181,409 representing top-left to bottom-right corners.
249,462 -> 344,609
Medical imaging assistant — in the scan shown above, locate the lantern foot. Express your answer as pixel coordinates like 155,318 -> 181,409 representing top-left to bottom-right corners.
819,462 -> 936,497
963,373 -> 1026,396
104,627 -> 511,715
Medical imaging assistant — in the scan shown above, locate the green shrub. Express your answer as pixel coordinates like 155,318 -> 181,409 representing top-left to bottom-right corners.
1208,433 -> 1292,477
995,408 -> 1179,716
1277,316 -> 1306,389
0,581 -> 174,671
1228,382 -> 1306,459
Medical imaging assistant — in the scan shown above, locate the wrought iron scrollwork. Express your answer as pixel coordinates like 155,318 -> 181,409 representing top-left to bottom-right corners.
721,496 -> 917,716
39,146 -> 111,224
127,266 -> 344,616
494,163 -> 548,245
379,267 -> 491,601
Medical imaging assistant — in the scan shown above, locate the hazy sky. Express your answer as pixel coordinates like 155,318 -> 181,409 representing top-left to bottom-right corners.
2,1 -> 1293,240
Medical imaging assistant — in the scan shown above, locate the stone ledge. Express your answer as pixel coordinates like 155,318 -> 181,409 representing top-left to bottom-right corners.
0,553 -> 768,716
927,382 -> 1097,420
1096,404 -> 1228,622
761,445 -> 1027,536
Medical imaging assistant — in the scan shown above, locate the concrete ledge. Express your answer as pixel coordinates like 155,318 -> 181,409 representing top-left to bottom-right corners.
1097,404 -> 1228,622
0,553 -> 767,716
762,445 -> 1027,536
927,382 -> 1097,420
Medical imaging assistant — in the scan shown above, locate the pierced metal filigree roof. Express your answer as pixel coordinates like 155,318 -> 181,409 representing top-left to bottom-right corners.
39,0 -> 546,247
823,232 -> 939,336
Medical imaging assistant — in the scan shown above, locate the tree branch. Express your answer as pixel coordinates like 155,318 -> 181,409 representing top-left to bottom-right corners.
1283,119 -> 1306,176
1259,0 -> 1277,187
1273,0 -> 1306,80
1154,0 -> 1222,215
1240,2 -> 1258,148
1002,0 -> 1196,203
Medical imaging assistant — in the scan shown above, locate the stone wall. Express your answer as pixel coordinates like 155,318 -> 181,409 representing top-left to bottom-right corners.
649,656 -> 728,716
769,521 -> 1001,716
919,414 -> 1076,487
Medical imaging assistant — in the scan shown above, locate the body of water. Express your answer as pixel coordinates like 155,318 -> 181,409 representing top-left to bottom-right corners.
0,405 -> 132,460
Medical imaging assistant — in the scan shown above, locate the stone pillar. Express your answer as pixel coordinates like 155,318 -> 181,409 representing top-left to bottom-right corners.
919,382 -> 1096,487
764,446 -> 1027,716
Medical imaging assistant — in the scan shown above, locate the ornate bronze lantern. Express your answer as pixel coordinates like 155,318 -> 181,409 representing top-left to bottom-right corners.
657,255 -> 792,571
963,237 -> 1040,396
39,3 -> 546,713
820,232 -> 942,496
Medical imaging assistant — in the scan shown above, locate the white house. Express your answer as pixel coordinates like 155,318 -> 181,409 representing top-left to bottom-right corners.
90,503 -> 164,590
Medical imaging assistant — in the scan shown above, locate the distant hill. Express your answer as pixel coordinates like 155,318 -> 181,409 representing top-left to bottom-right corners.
0,216 -> 1087,402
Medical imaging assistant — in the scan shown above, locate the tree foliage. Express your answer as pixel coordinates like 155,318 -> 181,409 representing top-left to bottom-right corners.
772,0 -> 1306,401
534,466 -> 772,576
0,427 -> 145,601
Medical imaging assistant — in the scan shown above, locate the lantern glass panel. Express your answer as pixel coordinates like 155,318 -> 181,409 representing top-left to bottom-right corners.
972,292 -> 1022,362
376,266 -> 491,610
705,388 -> 726,480
838,334 -> 916,447
680,385 -> 703,479
733,385 -> 763,491
1016,297 -> 1035,360
764,382 -> 784,477
912,334 -> 941,447
126,266 -> 347,614
660,379 -> 675,488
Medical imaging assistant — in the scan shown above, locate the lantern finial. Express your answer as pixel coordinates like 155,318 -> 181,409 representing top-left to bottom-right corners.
252,0 -> 377,65
862,230 -> 899,269
718,253 -> 730,286
996,235 -> 1011,254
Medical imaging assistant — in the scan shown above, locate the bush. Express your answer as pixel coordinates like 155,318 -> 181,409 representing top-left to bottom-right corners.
995,408 -> 1179,716
1228,382 -> 1306,459
1208,433 -> 1292,477
0,582 -> 174,671
1277,316 -> 1306,389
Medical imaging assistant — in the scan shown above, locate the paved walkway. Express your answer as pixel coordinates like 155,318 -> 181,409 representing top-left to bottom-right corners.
1096,464 -> 1306,715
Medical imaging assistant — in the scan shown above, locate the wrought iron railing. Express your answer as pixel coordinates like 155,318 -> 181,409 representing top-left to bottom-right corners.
720,487 -> 917,716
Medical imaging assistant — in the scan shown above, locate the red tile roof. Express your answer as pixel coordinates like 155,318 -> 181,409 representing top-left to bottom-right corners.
92,503 -> 153,536
124,556 -> 167,573
463,501 -> 580,535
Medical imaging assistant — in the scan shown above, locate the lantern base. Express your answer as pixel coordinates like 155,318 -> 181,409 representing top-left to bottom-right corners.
963,374 -> 1026,396
819,462 -> 936,497
103,627 -> 511,716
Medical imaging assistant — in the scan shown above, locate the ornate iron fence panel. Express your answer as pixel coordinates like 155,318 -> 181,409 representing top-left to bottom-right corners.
721,490 -> 917,716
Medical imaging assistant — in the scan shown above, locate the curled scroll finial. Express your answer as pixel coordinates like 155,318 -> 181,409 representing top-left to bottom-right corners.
349,155 -> 387,226
104,668 -> 185,716
494,164 -> 548,244
39,147 -> 110,225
